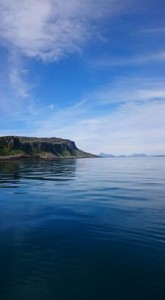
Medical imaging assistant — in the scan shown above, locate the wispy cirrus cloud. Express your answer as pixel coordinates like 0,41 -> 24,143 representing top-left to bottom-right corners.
0,0 -> 136,107
141,27 -> 165,35
0,0 -> 134,61
8,55 -> 31,99
90,51 -> 165,68
85,77 -> 165,105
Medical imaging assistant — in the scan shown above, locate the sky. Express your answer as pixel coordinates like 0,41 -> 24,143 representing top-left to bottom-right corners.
0,0 -> 165,155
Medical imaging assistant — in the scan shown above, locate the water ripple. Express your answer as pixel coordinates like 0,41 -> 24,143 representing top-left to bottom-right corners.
0,158 -> 165,300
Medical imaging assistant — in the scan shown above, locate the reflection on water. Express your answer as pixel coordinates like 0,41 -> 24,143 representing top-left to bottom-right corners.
0,159 -> 77,187
0,158 -> 165,300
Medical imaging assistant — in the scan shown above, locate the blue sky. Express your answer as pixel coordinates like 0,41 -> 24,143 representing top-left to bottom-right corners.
0,0 -> 165,154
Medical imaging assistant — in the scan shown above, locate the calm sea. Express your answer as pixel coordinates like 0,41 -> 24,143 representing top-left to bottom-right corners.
0,158 -> 165,300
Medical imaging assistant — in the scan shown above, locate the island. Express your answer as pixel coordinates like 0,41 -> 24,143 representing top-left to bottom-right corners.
0,136 -> 96,160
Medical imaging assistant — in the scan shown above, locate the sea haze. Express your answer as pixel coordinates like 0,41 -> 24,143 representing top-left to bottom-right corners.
0,158 -> 165,300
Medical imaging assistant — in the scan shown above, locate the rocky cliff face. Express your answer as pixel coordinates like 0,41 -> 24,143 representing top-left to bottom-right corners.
0,136 -> 95,159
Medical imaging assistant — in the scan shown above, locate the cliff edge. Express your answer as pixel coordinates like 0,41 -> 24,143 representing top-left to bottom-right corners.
0,136 -> 96,159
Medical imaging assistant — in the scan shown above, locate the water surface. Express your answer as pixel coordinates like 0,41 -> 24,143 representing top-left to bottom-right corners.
0,158 -> 165,300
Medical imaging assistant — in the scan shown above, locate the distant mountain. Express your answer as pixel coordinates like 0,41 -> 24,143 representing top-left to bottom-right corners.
0,136 -> 96,160
99,152 -> 115,158
99,152 -> 148,158
129,153 -> 148,157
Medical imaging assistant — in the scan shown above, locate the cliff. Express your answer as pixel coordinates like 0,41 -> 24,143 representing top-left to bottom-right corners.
0,136 -> 96,159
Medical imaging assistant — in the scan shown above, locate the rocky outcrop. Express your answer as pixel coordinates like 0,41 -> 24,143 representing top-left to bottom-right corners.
0,136 -> 96,159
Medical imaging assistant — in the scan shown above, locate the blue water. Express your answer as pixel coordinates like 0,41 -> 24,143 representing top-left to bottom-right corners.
0,158 -> 165,300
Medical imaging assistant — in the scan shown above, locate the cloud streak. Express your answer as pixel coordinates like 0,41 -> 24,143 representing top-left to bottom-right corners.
90,51 -> 165,68
9,55 -> 31,99
141,27 -> 165,35
85,77 -> 165,105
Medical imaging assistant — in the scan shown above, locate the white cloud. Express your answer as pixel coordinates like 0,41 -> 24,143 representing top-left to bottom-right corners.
0,0 -> 134,61
0,0 -> 136,102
